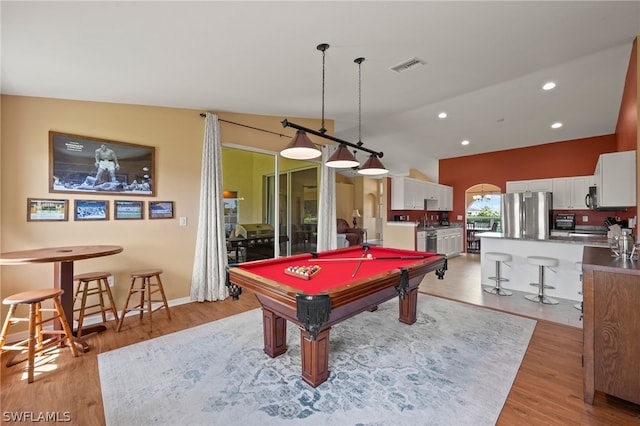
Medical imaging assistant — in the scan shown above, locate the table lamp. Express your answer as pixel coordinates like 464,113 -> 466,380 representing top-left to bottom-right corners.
352,209 -> 361,228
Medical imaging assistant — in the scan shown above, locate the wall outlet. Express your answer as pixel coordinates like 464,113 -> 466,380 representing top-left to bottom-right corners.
107,276 -> 114,287
582,216 -> 588,222
179,216 -> 188,226
457,215 -> 463,220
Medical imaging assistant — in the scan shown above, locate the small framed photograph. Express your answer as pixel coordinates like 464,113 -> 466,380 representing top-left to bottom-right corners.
149,201 -> 174,219
114,200 -> 144,220
74,199 -> 109,221
27,198 -> 69,221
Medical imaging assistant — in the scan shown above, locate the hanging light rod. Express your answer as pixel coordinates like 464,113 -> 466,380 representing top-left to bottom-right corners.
281,119 -> 384,159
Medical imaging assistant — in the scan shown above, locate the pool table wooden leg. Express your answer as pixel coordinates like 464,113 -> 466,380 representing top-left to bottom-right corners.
300,327 -> 330,388
398,287 -> 418,325
262,308 -> 287,357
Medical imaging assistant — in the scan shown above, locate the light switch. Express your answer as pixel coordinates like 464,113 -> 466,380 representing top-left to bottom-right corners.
582,216 -> 588,222
179,217 -> 188,226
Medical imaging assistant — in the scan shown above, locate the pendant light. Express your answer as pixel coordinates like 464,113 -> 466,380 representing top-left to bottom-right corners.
280,129 -> 321,160
353,57 -> 388,175
280,44 -> 331,160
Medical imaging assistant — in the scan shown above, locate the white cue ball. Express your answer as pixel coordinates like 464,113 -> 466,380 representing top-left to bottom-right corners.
366,253 -> 373,258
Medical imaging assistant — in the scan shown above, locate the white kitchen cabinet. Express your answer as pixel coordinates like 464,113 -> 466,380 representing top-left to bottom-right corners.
426,184 -> 453,211
552,176 -> 594,210
506,178 -> 553,193
391,177 -> 425,210
391,177 -> 453,212
436,228 -> 462,257
594,150 -> 636,207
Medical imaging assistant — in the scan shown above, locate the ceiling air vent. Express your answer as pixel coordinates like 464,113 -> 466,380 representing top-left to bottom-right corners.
390,57 -> 426,73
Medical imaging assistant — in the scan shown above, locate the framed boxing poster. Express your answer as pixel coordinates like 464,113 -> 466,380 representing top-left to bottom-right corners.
49,131 -> 155,196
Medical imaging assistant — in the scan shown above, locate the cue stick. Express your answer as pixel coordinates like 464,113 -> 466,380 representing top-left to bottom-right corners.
351,246 -> 370,278
308,255 -> 429,262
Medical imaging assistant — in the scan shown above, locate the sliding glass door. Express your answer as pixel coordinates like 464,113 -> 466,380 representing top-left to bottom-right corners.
222,146 -> 319,260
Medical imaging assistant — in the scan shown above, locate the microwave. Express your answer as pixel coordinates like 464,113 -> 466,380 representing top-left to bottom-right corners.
555,214 -> 575,230
585,186 -> 598,210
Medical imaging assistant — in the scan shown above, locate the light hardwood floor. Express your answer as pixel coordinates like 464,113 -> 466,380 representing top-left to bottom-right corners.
1,255 -> 639,425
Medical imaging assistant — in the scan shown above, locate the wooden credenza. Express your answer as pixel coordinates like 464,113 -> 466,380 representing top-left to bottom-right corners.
582,246 -> 640,405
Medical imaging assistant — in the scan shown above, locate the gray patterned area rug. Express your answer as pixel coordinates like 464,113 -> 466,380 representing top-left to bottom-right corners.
99,294 -> 535,426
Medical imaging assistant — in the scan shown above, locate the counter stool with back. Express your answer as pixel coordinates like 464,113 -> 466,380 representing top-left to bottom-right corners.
117,269 -> 171,332
0,288 -> 79,383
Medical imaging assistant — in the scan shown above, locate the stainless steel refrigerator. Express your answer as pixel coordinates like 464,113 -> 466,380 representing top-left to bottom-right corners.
501,192 -> 553,239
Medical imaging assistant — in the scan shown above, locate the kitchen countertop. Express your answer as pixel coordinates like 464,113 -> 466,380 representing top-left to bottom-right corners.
479,231 -> 609,247
582,246 -> 639,274
386,222 -> 463,230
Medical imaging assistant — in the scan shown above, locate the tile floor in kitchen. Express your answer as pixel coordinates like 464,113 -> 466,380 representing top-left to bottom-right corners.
419,252 -> 583,328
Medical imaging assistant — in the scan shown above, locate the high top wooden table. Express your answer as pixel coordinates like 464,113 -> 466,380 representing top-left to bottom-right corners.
0,245 -> 123,351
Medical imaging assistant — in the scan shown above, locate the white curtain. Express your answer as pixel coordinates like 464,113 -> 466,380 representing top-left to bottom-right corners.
316,145 -> 337,252
190,113 -> 229,302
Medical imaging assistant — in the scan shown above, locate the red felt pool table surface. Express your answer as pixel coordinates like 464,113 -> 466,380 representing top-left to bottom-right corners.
227,245 -> 447,388
233,246 -> 440,294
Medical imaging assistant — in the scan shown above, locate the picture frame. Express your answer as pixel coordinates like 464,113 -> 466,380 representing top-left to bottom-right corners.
74,199 -> 109,221
27,198 -> 69,222
114,200 -> 144,220
49,131 -> 155,196
149,201 -> 174,219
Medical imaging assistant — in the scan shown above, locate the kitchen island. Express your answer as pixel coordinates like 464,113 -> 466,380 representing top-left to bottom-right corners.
479,232 -> 608,301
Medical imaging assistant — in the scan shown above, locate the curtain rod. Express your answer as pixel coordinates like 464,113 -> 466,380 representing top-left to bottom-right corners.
199,113 -> 290,139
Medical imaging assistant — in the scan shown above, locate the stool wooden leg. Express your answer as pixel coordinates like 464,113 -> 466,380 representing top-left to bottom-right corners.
138,279 -> 145,322
155,274 -> 171,320
97,279 -> 108,323
27,303 -> 37,383
101,278 -> 120,324
0,305 -> 17,348
145,278 -> 154,332
117,278 -> 137,332
53,298 -> 79,358
77,282 -> 90,338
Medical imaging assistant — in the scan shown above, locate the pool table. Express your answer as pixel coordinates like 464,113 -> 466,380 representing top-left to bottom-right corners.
227,245 -> 447,387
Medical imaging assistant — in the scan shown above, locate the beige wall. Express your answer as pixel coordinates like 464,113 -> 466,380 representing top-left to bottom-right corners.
0,95 -> 330,317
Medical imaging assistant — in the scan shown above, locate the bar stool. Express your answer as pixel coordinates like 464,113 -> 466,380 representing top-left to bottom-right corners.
73,271 -> 119,337
0,288 -> 79,383
574,261 -> 583,311
117,269 -> 171,332
483,252 -> 513,296
525,256 -> 559,305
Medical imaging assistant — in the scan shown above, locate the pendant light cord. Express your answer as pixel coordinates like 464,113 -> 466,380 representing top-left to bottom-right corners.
355,57 -> 364,145
317,43 -> 329,134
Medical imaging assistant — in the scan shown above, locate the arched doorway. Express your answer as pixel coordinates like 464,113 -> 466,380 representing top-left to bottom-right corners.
465,183 -> 502,253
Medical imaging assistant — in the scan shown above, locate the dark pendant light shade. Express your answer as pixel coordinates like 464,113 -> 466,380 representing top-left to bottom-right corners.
325,144 -> 360,168
358,154 -> 388,175
280,130 -> 322,160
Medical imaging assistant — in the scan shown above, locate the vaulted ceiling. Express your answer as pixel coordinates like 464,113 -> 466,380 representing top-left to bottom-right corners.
2,1 -> 638,176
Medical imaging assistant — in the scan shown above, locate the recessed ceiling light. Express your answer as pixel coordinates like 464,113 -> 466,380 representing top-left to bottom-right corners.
542,82 -> 556,91
551,122 -> 563,129
438,112 -> 447,119
461,140 -> 470,146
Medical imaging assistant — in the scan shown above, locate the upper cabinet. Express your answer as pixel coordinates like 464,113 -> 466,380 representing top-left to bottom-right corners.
594,151 -> 636,208
391,177 -> 453,211
506,178 -> 553,193
552,176 -> 595,210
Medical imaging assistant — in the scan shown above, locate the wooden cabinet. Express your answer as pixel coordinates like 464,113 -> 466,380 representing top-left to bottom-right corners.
594,150 -> 636,208
506,178 -> 553,193
552,176 -> 594,210
582,247 -> 640,406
